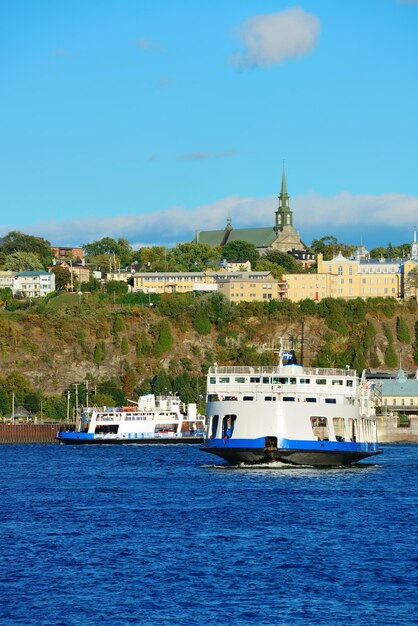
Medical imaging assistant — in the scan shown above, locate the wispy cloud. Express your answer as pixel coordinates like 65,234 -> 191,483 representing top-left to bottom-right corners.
230,7 -> 321,68
176,150 -> 237,161
156,76 -> 171,88
136,38 -> 164,52
50,48 -> 71,58
4,192 -> 418,248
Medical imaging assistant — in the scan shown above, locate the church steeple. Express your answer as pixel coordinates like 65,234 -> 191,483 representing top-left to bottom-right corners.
411,226 -> 418,260
275,166 -> 293,232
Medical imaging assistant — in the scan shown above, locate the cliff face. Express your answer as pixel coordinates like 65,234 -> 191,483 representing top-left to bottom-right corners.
0,292 -> 417,396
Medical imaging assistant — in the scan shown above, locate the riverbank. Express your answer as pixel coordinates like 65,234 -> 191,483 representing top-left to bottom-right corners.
0,423 -> 74,444
1,417 -> 417,444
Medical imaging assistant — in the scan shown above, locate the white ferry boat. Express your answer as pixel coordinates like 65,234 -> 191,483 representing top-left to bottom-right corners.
57,394 -> 205,445
201,345 -> 381,466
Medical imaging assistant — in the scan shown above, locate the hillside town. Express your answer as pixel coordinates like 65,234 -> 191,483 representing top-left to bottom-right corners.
1,171 -> 418,303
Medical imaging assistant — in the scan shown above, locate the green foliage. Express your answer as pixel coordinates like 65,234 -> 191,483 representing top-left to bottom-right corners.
369,351 -> 381,369
384,344 -> 398,368
193,314 -> 212,335
80,277 -> 101,292
352,347 -> 367,374
382,323 -> 394,344
310,236 -> 355,260
413,321 -> 418,365
4,252 -> 44,271
299,299 -> 318,315
2,231 -> 52,267
93,340 -> 106,366
121,335 -> 129,355
83,237 -> 133,267
154,320 -> 173,357
344,299 -> 367,324
50,266 -> 71,290
221,240 -> 260,268
396,317 -> 411,344
106,280 -> 129,295
136,334 -> 151,357
169,242 -> 219,271
255,259 -> 284,278
363,321 -> 377,349
263,250 -> 301,273
113,315 -> 125,334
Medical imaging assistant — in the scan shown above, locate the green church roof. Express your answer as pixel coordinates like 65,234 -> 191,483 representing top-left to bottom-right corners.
196,226 -> 277,248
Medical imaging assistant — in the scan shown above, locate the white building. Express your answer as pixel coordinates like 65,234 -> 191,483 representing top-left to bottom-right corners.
13,271 -> 56,298
0,271 -> 14,290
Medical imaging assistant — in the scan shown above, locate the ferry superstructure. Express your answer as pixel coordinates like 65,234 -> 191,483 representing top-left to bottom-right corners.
57,394 -> 205,445
201,349 -> 381,466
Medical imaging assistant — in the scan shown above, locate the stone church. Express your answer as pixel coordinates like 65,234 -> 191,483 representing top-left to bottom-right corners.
194,169 -> 305,255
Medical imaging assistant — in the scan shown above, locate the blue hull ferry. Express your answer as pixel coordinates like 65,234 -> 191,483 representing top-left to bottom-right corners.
201,343 -> 381,467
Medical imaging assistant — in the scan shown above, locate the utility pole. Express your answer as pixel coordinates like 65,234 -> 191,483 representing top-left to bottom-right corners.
74,383 -> 79,419
86,380 -> 89,407
12,392 -> 15,424
67,390 -> 70,422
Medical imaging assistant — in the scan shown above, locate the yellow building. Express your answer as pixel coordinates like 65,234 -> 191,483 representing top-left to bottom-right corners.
284,253 -> 417,302
217,277 -> 288,302
132,271 -> 278,298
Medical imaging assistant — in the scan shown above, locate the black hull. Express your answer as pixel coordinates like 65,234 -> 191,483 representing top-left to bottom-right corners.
57,436 -> 204,446
201,447 -> 382,467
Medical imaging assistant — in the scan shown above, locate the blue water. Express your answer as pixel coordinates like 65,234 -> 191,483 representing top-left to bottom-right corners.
0,444 -> 417,626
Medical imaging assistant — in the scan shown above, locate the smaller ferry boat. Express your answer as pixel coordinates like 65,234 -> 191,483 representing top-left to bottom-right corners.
57,394 -> 205,445
201,341 -> 382,467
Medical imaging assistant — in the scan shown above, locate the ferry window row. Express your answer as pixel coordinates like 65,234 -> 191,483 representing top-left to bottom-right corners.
209,376 -> 353,386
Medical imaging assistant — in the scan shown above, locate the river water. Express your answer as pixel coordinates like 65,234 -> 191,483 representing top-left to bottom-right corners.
0,443 -> 417,626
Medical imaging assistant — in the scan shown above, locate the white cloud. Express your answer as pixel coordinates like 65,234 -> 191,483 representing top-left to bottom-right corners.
4,192 -> 418,248
136,38 -> 164,52
230,7 -> 321,68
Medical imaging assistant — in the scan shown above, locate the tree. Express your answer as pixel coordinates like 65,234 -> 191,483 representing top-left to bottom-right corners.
83,237 -> 133,269
407,266 -> 418,299
255,259 -> 284,278
135,246 -> 168,272
121,335 -> 129,355
106,280 -> 129,295
369,247 -> 388,259
386,242 -> 394,258
396,317 -> 411,344
154,321 -> 173,357
50,266 -> 71,291
310,236 -> 355,260
1,231 -> 52,267
169,242 -> 219,272
384,344 -> 398,368
220,240 -> 259,268
93,341 -> 106,366
113,315 -> 125,334
264,250 -> 301,273
4,252 -> 44,271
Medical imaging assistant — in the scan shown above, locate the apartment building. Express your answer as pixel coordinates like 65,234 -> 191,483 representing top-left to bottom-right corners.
13,271 -> 56,298
217,277 -> 288,302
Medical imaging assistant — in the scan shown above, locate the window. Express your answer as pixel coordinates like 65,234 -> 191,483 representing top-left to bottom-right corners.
346,380 -> 353,387
316,379 -> 327,385
219,377 -> 230,383
306,398 -> 317,403
210,377 -> 216,384
299,378 -> 310,384
250,377 -> 260,383
243,396 -> 254,401
235,377 -> 246,383
264,396 -> 276,401
332,380 -> 343,386
283,397 -> 295,402
210,415 -> 219,438
262,377 -> 270,384
278,377 -> 288,384
325,398 -> 336,404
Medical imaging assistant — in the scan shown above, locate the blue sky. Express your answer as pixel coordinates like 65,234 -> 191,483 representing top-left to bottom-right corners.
1,0 -> 418,250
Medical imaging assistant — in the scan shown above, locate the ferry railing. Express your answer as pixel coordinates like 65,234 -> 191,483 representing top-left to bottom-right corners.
208,366 -> 357,377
